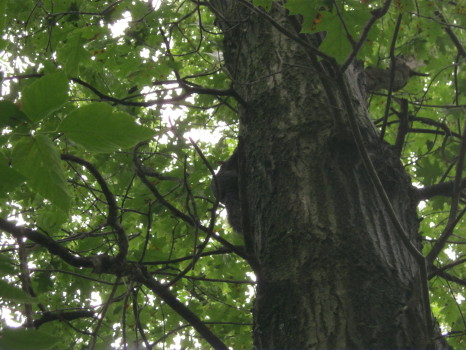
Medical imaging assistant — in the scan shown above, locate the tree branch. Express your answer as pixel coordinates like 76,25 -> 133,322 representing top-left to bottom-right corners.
33,311 -> 95,329
429,257 -> 466,279
379,13 -> 403,140
89,277 -> 121,350
61,154 -> 128,263
17,238 -> 34,328
332,0 -> 355,46
340,0 -> 392,72
5,73 -> 236,108
0,219 -> 94,268
132,288 -> 152,350
0,221 -> 121,275
133,142 -> 250,262
430,268 -> 466,288
135,265 -> 229,350
427,115 -> 466,265
416,179 -> 466,202
427,207 -> 466,268
394,99 -> 409,156
434,10 -> 466,59
141,246 -> 245,266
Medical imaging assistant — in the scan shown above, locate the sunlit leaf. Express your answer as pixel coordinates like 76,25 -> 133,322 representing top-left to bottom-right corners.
56,31 -> 91,76
59,103 -> 155,152
22,72 -> 68,122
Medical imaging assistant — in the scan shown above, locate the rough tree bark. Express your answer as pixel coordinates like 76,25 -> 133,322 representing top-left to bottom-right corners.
209,1 -> 450,349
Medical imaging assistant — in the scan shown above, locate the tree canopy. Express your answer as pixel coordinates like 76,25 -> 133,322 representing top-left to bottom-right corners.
0,0 -> 465,349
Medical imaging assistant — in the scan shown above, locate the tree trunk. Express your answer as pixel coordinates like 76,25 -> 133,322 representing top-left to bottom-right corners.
210,1 -> 449,348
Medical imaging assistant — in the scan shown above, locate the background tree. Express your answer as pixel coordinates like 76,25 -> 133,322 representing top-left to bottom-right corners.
0,0 -> 465,349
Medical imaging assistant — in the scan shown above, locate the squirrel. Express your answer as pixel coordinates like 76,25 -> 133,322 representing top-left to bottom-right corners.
365,57 -> 428,92
211,149 -> 242,233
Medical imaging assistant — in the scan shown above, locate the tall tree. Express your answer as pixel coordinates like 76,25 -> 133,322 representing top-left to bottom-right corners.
0,0 -> 464,349
211,1 -> 446,348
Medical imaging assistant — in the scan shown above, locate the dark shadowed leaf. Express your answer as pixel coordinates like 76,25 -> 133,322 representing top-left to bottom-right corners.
0,328 -> 61,350
0,100 -> 29,127
12,135 -> 71,211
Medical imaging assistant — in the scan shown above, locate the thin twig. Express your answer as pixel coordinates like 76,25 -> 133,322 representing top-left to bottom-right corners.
340,0 -> 392,72
89,277 -> 122,350
379,13 -> 403,140
332,0 -> 355,46
62,154 -> 128,262
133,142 -> 249,261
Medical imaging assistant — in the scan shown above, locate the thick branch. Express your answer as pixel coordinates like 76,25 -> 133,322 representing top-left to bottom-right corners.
429,257 -> 466,279
135,265 -> 229,350
394,99 -> 409,156
34,311 -> 95,328
430,268 -> 466,288
416,179 -> 466,202
434,10 -> 466,59
0,222 -> 122,275
0,219 -> 94,268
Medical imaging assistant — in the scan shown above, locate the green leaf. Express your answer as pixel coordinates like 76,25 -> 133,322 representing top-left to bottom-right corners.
312,11 -> 352,63
33,271 -> 54,294
0,280 -> 36,303
285,0 -> 322,15
0,1 -> 6,33
0,328 -> 61,350
22,72 -> 69,122
0,100 -> 30,127
0,254 -> 16,274
36,205 -> 68,234
416,157 -> 443,186
253,0 -> 273,10
395,0 -> 416,13
12,135 -> 71,211
57,31 -> 91,76
130,1 -> 152,18
0,152 -> 26,197
284,0 -> 328,31
59,103 -> 156,152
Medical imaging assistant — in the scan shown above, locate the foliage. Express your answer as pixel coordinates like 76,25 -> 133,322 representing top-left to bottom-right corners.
0,0 -> 465,348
